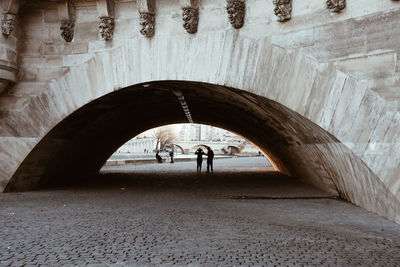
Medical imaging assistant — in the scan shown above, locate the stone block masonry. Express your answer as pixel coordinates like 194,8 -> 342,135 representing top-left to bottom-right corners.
0,0 -> 400,226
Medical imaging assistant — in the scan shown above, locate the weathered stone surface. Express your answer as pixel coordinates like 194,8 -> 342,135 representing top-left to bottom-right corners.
337,53 -> 396,79
71,42 -> 88,54
0,0 -> 400,226
0,137 -> 37,191
74,21 -> 98,41
44,8 -> 59,23
271,28 -> 314,49
43,41 -> 73,55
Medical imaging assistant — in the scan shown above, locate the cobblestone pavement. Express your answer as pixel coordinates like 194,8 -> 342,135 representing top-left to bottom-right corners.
1,158 -> 400,266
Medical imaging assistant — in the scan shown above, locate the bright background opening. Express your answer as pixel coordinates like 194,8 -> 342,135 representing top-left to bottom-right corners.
102,123 -> 274,172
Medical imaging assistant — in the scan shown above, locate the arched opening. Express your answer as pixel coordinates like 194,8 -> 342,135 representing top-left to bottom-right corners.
102,123 -> 272,171
224,145 -> 240,155
170,144 -> 185,155
2,81 -> 365,199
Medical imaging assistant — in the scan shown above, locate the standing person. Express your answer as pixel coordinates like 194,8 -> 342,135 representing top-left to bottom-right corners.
169,149 -> 174,163
206,147 -> 214,173
195,148 -> 205,173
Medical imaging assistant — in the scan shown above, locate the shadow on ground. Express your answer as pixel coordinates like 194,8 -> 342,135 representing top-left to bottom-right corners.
2,169 -> 400,266
54,170 -> 336,200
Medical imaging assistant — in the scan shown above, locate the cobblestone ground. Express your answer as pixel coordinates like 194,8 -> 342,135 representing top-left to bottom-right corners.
1,158 -> 400,266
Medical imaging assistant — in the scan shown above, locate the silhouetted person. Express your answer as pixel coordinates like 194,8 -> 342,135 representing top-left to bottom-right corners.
156,151 -> 162,163
169,150 -> 174,163
206,147 -> 214,173
195,148 -> 205,173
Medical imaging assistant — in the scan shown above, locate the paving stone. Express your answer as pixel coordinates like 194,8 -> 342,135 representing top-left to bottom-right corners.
1,161 -> 400,266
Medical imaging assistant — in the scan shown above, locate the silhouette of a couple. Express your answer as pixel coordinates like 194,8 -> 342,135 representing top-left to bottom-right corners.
195,147 -> 214,174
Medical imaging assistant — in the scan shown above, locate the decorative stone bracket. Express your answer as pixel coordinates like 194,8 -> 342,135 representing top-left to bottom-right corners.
137,0 -> 155,37
180,0 -> 199,34
273,0 -> 292,22
96,0 -> 115,41
226,0 -> 245,29
1,0 -> 20,36
326,0 -> 346,13
58,0 -> 75,42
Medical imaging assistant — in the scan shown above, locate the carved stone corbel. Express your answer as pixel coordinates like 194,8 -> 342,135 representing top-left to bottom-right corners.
272,0 -> 292,22
58,0 -> 75,42
180,0 -> 199,34
326,0 -> 345,13
137,0 -> 155,37
96,0 -> 115,41
99,17 -> 114,40
1,0 -> 20,36
226,0 -> 245,29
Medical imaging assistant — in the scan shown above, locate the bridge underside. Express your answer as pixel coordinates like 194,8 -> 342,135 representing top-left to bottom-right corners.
5,81 -> 400,223
5,81 -> 328,191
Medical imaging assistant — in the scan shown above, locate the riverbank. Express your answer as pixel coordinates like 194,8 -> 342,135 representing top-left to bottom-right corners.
105,153 -> 262,166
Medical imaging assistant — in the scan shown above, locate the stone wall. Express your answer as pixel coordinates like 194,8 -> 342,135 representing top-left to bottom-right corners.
1,0 -> 400,222
0,16 -> 18,93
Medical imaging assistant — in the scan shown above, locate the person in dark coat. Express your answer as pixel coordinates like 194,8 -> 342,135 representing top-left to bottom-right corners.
156,151 -> 162,163
206,147 -> 214,173
195,148 -> 205,173
169,150 -> 174,163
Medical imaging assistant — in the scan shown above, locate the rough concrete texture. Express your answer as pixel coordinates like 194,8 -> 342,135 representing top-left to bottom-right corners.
0,0 -> 400,223
2,158 -> 400,266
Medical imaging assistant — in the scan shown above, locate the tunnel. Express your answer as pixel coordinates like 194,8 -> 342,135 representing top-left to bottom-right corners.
6,80 -> 398,224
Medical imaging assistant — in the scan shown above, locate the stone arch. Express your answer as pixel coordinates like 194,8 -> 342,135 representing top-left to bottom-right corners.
169,144 -> 185,154
225,145 -> 240,155
0,30 -> 399,223
4,80 -> 400,224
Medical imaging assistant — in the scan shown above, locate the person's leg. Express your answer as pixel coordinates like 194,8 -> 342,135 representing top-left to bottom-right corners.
206,161 -> 210,173
210,161 -> 213,173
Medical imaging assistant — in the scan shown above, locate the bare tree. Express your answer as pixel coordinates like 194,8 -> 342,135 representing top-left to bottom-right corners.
152,126 -> 177,151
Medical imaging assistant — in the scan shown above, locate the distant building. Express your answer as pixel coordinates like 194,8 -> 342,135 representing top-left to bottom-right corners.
178,124 -> 243,142
116,137 -> 156,154
115,124 -> 250,155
